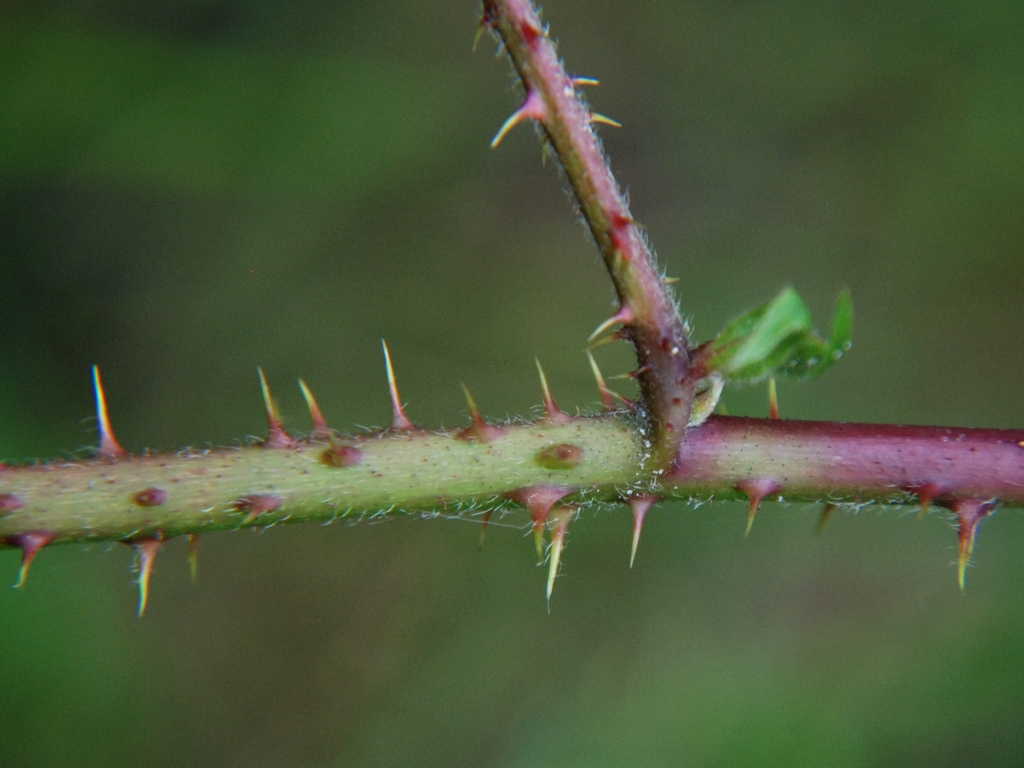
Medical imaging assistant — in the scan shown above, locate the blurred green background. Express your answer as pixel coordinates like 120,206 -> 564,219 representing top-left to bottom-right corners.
2,0 -> 1024,765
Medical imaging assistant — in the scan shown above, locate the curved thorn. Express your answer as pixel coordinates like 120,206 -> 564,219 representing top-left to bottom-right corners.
571,76 -> 600,87
587,305 -> 634,343
491,89 -> 547,148
586,351 -> 616,411
92,365 -> 126,458
535,358 -> 573,425
298,379 -> 330,438
5,531 -> 56,589
590,112 -> 621,128
257,368 -> 294,448
381,340 -> 415,431
768,377 -> 780,419
130,534 -> 163,618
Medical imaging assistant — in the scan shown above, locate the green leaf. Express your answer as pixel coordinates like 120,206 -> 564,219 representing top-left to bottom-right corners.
699,287 -> 853,383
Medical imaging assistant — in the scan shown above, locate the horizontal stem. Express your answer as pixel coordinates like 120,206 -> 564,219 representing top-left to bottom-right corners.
2,415 -> 1022,548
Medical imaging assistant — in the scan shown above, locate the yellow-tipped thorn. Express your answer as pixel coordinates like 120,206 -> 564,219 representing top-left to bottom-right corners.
381,340 -> 415,431
257,368 -> 294,448
627,496 -> 657,568
587,306 -> 633,343
298,379 -> 330,438
571,76 -> 600,87
7,532 -> 56,589
457,383 -> 504,442
187,533 -> 199,583
662,276 -> 680,285
590,112 -> 622,128
532,520 -> 545,564
132,535 -> 163,618
535,358 -> 573,425
92,365 -> 126,458
816,503 -> 837,535
546,507 -> 574,609
768,377 -> 780,419
951,498 -> 992,591
490,90 -> 547,149
745,500 -> 759,536
586,351 -> 617,411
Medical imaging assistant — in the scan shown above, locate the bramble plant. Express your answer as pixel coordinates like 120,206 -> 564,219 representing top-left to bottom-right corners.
3,0 -> 1023,618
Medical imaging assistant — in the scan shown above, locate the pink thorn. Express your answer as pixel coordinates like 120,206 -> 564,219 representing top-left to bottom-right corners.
587,305 -> 634,343
92,366 -> 126,458
298,379 -> 330,439
4,531 -> 57,589
257,368 -> 295,449
535,359 -> 574,425
456,384 -> 506,443
490,89 -> 547,148
908,481 -> 947,520
626,495 -> 658,568
735,478 -> 783,536
381,340 -> 416,432
944,497 -> 995,591
505,485 -> 574,563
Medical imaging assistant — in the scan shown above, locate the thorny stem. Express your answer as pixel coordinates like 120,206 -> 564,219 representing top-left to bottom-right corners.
1,413 -> 1022,571
483,0 -> 693,470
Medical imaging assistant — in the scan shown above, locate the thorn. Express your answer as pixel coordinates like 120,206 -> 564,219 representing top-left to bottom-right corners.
590,112 -> 622,128
736,478 -> 782,536
626,496 -> 658,568
490,90 -> 547,148
768,377 -> 780,419
946,498 -> 995,591
586,330 -> 625,350
472,17 -> 488,52
816,503 -> 836,535
505,485 -> 573,563
478,510 -> 492,549
298,379 -> 330,439
381,340 -> 416,431
571,76 -> 600,87
535,358 -> 573,425
257,368 -> 295,449
92,365 -> 126,458
662,276 -> 680,285
187,533 -> 199,583
4,531 -> 56,589
586,351 -> 616,411
456,383 -> 505,442
911,482 -> 945,520
546,506 -> 575,609
609,364 -> 651,381
587,305 -> 634,343
129,534 -> 163,617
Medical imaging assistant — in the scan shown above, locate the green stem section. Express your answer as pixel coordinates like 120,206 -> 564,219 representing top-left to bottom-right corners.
3,415 -> 1024,548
